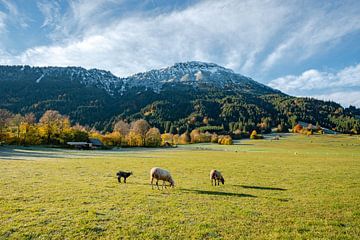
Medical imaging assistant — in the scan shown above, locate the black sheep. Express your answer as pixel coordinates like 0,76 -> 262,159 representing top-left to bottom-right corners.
210,169 -> 225,186
116,171 -> 133,183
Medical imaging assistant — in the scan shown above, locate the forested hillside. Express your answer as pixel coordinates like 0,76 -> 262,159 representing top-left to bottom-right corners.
0,62 -> 359,134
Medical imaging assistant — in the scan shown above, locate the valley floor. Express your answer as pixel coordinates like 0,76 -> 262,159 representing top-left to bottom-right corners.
0,134 -> 359,239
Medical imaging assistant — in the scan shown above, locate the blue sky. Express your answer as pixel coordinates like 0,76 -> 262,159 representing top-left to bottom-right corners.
1,0 -> 360,107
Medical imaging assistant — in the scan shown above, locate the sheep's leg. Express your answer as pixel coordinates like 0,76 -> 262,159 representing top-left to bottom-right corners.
156,180 -> 160,190
163,181 -> 166,189
217,179 -> 220,186
151,177 -> 154,189
118,177 -> 121,183
124,177 -> 127,183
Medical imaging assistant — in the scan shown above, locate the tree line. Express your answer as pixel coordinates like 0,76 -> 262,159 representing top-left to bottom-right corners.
0,109 -> 233,147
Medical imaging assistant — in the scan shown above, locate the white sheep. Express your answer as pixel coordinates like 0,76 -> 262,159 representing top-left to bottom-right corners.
150,167 -> 175,189
210,169 -> 225,186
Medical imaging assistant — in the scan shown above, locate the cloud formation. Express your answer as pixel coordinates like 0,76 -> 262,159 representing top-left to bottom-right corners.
0,1 -> 358,76
261,3 -> 360,71
0,0 -> 359,106
268,63 -> 360,107
0,0 -> 28,28
37,0 -> 62,28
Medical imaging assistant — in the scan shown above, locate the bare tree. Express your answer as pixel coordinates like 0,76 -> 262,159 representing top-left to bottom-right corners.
114,120 -> 130,136
131,119 -> 150,146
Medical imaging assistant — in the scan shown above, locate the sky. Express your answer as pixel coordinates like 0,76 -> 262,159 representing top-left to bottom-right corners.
0,0 -> 360,107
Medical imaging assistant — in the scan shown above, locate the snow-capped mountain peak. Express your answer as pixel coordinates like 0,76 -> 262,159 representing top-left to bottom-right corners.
120,61 -> 273,94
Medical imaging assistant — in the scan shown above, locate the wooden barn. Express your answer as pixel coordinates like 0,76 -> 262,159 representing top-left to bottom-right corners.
67,138 -> 104,149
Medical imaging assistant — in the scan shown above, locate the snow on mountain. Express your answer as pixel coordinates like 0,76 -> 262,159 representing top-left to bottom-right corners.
0,65 -> 123,95
120,61 -> 276,94
0,61 -> 279,96
35,74 -> 44,83
41,67 -> 123,95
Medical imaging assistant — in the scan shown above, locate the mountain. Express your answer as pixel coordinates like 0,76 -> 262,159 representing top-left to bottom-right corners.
0,62 -> 359,133
122,61 -> 278,95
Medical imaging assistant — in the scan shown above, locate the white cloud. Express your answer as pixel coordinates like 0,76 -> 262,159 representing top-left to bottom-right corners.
48,0 -> 125,40
314,91 -> 360,108
0,0 -> 28,28
268,63 -> 360,107
262,3 -> 360,71
37,0 -> 61,28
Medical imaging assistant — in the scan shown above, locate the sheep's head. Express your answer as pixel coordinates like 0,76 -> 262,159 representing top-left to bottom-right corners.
169,178 -> 175,188
220,177 -> 225,185
129,172 -> 133,176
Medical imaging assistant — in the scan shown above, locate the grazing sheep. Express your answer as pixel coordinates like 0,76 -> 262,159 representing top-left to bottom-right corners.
210,169 -> 225,186
150,167 -> 175,189
116,171 -> 133,183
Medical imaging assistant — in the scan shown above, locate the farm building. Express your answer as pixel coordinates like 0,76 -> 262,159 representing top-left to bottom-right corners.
67,138 -> 104,149
88,138 -> 104,149
298,121 -> 337,134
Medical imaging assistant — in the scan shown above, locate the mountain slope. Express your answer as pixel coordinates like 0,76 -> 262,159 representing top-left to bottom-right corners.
122,61 -> 279,95
0,62 -> 358,133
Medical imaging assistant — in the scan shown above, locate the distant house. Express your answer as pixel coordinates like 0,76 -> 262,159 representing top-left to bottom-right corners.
298,121 -> 317,130
298,121 -> 337,134
67,138 -> 104,149
66,142 -> 91,149
321,128 -> 338,134
88,138 -> 104,149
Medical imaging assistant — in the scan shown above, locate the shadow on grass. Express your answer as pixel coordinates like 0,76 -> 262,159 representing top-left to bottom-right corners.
235,185 -> 287,191
180,188 -> 257,198
117,181 -> 150,186
116,181 -> 170,188
0,147 -> 67,160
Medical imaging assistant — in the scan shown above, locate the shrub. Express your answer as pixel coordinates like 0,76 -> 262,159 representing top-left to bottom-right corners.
199,132 -> 212,143
211,133 -> 218,143
190,129 -> 201,143
172,134 -> 180,145
161,133 -> 173,146
218,135 -> 233,145
250,130 -> 264,139
293,124 -> 303,133
178,132 -> 191,144
103,131 -> 122,146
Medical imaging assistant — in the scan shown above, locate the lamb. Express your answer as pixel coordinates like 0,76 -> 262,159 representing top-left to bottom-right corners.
116,171 -> 133,183
150,167 -> 175,189
210,169 -> 225,186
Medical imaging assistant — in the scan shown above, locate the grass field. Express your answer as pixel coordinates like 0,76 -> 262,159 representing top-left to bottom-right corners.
0,134 -> 360,239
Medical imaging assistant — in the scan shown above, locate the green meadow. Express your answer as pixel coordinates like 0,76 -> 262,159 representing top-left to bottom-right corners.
0,134 -> 359,239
